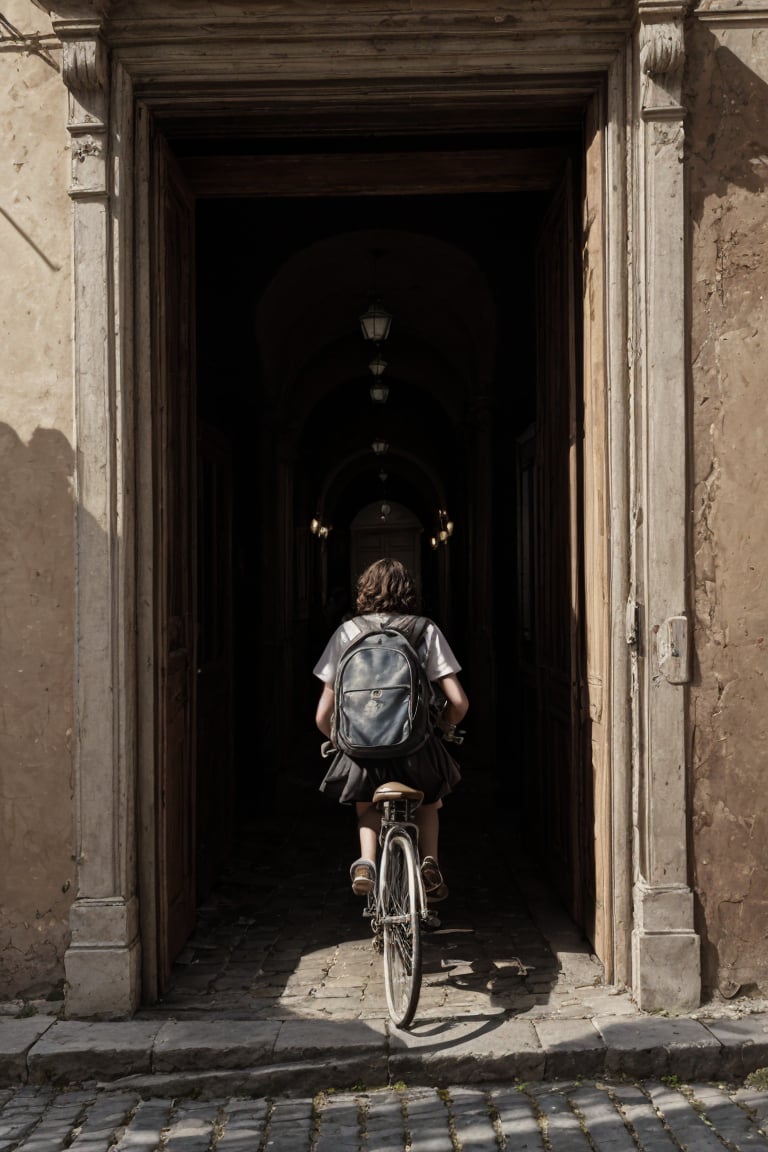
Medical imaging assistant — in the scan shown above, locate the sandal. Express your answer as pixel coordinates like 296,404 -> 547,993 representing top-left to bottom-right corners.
421,856 -> 446,895
350,857 -> 376,896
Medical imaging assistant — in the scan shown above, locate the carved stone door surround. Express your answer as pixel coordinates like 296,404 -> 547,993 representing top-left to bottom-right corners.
631,0 -> 701,1010
49,0 -> 699,1015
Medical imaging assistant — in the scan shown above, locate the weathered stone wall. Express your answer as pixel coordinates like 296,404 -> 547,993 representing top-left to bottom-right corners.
0,0 -> 74,999
688,17 -> 768,999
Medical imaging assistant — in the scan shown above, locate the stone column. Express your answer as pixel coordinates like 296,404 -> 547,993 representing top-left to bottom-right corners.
58,21 -> 141,1018
631,0 -> 701,1011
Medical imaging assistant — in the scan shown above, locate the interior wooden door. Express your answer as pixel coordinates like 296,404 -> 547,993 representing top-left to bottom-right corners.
533,161 -> 588,928
196,422 -> 234,903
154,141 -> 197,987
350,502 -> 423,593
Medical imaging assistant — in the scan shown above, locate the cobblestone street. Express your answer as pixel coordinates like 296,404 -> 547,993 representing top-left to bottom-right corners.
2,1077 -> 768,1150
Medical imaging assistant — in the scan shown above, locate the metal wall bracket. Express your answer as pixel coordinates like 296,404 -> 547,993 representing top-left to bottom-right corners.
626,597 -> 639,647
657,615 -> 690,683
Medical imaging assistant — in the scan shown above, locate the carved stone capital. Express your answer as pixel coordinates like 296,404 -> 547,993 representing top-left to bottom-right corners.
55,20 -> 109,189
60,31 -> 107,95
638,5 -> 688,117
639,19 -> 684,78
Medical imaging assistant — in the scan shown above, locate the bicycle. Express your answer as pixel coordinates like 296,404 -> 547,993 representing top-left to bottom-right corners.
363,779 -> 436,1030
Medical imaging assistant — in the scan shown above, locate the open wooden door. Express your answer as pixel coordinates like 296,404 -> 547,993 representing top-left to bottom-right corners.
533,162 -> 585,926
153,141 -> 198,989
530,121 -> 612,967
581,95 -> 612,974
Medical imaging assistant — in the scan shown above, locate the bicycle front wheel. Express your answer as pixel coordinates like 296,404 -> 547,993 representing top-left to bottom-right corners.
380,831 -> 422,1029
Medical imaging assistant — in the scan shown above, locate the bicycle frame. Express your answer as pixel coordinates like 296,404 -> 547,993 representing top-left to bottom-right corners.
367,798 -> 427,911
379,800 -> 427,907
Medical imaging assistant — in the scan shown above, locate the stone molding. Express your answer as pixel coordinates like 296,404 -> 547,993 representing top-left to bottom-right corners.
631,0 -> 701,1010
57,23 -> 141,1018
696,0 -> 768,23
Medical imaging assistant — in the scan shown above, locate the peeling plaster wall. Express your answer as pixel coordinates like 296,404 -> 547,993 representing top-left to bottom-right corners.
688,18 -> 768,998
0,1 -> 74,998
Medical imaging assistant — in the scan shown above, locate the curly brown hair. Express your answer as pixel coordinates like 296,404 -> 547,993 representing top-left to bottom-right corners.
355,557 -> 418,614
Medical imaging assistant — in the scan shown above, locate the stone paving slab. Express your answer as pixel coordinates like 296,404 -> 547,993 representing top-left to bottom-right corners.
531,1017 -> 606,1078
388,1016 -> 546,1085
703,1012 -> 768,1077
273,1018 -> 387,1061
25,1020 -> 161,1085
594,1015 -> 725,1080
153,1019 -> 281,1072
0,1018 -> 55,1083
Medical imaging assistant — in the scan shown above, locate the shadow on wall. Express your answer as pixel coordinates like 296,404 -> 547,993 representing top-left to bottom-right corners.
0,423 -> 75,1001
687,26 -> 768,1000
687,29 -> 768,222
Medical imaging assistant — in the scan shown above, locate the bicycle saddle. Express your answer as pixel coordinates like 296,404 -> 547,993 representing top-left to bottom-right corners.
372,781 -> 424,806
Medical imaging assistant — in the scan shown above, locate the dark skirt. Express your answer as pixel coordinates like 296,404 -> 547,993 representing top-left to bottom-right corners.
319,735 -> 462,806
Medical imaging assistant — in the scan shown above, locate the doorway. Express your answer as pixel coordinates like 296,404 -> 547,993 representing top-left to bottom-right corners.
144,125 -> 612,999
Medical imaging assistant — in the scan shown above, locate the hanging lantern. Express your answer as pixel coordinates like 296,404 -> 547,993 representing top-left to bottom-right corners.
369,352 -> 387,376
359,301 -> 392,342
371,438 -> 389,456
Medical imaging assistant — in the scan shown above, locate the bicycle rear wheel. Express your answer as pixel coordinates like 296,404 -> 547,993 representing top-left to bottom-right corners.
380,831 -> 422,1029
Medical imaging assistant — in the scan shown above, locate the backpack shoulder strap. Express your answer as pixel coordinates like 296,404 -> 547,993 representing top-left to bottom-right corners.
350,614 -> 377,637
410,615 -> 430,646
388,614 -> 430,647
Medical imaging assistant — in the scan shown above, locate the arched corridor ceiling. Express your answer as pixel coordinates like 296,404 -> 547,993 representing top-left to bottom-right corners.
196,183 -> 554,532
256,227 -> 496,426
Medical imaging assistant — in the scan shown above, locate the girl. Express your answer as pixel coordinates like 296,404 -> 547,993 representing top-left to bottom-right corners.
314,557 -> 469,899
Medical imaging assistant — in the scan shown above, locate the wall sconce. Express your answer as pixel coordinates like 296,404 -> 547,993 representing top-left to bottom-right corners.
371,438 -> 389,456
310,516 -> 333,540
360,301 -> 392,343
430,508 -> 455,549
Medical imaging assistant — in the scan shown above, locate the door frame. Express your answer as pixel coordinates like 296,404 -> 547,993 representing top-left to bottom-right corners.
55,1 -> 699,1015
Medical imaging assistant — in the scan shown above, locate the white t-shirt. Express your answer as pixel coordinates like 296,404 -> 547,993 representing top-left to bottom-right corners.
313,614 -> 461,686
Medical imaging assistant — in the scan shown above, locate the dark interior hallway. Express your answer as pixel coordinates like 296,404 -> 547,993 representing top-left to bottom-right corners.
150,123 -> 607,1003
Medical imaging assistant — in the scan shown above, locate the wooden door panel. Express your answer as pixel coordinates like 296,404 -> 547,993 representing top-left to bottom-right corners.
352,530 -> 421,590
154,142 -> 197,988
534,164 -> 581,922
